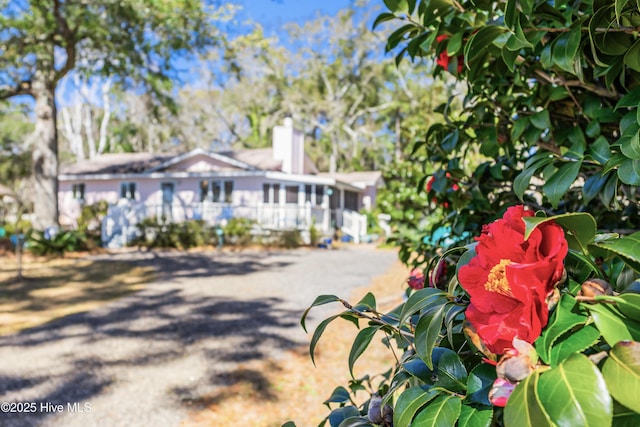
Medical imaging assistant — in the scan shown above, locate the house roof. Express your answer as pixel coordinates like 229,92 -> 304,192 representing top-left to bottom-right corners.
318,171 -> 383,188
221,148 -> 282,171
60,152 -> 175,175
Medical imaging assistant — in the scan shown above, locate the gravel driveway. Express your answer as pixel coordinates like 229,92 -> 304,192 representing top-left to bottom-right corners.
0,246 -> 397,426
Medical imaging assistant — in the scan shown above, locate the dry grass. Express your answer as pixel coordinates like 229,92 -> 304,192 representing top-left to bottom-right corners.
0,253 -> 154,335
183,256 -> 410,427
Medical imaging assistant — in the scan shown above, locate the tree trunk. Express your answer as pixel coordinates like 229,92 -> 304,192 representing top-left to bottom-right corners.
31,72 -> 59,230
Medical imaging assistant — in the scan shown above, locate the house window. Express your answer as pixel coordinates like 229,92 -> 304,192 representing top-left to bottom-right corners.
200,180 -> 228,203
315,185 -> 324,206
224,181 -> 233,203
305,185 -> 312,203
286,185 -> 299,204
345,190 -> 359,211
199,180 -> 209,202
120,182 -> 136,200
263,184 -> 270,203
273,184 -> 280,204
72,183 -> 85,201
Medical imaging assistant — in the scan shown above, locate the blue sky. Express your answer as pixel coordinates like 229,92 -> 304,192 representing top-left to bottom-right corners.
236,0 -> 353,33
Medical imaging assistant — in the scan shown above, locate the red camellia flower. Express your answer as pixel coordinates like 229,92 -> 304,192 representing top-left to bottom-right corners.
407,268 -> 425,290
458,206 -> 568,354
435,35 -> 464,74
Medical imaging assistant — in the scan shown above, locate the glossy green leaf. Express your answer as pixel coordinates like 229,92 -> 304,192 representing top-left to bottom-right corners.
447,31 -> 464,56
586,303 -> 634,346
466,364 -> 497,406
514,157 -> 554,200
552,25 -> 582,74
301,294 -> 341,332
523,212 -> 596,253
549,324 -> 601,366
458,404 -> 492,427
617,293 -> 640,320
415,304 -> 445,369
464,26 -> 507,63
589,136 -> 611,165
403,357 -> 433,383
620,131 -> 640,160
393,386 -> 440,427
602,341 -> 640,413
398,287 -> 447,328
618,159 -> 640,185
354,292 -> 377,312
412,395 -> 462,427
544,161 -> 582,208
530,110 -> 551,130
383,0 -> 410,14
434,349 -> 467,392
582,172 -> 608,204
348,326 -> 381,378
337,417 -> 374,427
535,294 -> 588,362
281,421 -> 297,427
624,39 -> 640,72
613,400 -> 640,427
537,354 -> 613,427
372,12 -> 397,30
329,406 -> 360,427
310,313 -> 344,366
615,86 -> 640,109
504,371 -> 554,427
324,386 -> 351,405
595,232 -> 640,272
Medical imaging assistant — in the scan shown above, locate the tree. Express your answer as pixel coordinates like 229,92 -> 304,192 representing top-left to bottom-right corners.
0,0 -> 226,229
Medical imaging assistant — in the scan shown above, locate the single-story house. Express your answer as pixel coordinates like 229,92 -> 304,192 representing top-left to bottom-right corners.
58,118 -> 383,247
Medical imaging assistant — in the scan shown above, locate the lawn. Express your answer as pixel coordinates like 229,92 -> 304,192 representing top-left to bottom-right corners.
0,254 -> 154,335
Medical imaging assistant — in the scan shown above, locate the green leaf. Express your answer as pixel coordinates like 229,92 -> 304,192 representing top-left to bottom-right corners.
624,39 -> 640,72
404,357 -> 433,383
514,156 -> 554,200
595,232 -> 640,272
310,313 -> 343,366
458,404 -> 492,427
324,386 -> 351,405
383,0 -> 410,13
412,395 -> 462,427
615,86 -> 640,109
535,294 -> 588,363
602,341 -> 640,413
552,25 -> 582,75
618,159 -> 640,185
530,110 -> 551,130
617,293 -> 640,320
348,326 -> 381,378
589,136 -> 612,164
281,422 -> 297,427
354,292 -> 377,312
415,304 -> 446,369
583,172 -> 608,205
504,371 -> 554,427
301,295 -> 341,332
549,324 -> 601,366
586,303 -> 634,346
464,26 -> 507,64
523,212 -> 596,253
372,12 -> 397,30
398,287 -> 447,328
337,417 -> 374,427
434,349 -> 468,392
329,407 -> 360,427
537,354 -> 613,427
466,364 -> 497,406
620,131 -> 640,160
447,31 -> 464,56
544,161 -> 582,208
393,386 -> 440,427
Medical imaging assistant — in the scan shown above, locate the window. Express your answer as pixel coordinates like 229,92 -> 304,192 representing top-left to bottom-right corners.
199,180 -> 209,202
72,183 -> 85,201
305,185 -> 312,203
273,184 -> 280,204
120,182 -> 136,200
286,185 -> 299,204
263,184 -> 270,203
224,181 -> 233,203
315,185 -> 324,206
345,190 -> 359,211
212,181 -> 222,202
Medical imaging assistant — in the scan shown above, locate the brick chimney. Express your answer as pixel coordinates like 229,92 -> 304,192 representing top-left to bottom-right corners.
273,117 -> 304,174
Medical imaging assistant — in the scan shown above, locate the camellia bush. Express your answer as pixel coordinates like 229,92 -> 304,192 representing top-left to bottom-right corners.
291,0 -> 640,426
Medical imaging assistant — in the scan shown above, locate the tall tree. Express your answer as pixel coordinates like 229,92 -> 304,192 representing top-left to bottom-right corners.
0,0 -> 226,229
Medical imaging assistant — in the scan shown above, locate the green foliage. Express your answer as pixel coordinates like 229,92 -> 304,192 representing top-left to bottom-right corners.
133,218 -> 217,249
222,217 -> 256,247
77,201 -> 109,245
27,229 -> 91,256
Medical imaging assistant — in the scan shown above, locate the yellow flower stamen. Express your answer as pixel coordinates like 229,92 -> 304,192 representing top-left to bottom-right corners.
484,259 -> 512,296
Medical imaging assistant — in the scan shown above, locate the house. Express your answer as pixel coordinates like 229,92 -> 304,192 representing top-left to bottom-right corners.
58,118 -> 383,247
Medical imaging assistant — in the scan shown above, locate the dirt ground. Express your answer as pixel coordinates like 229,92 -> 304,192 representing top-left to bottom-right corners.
182,258 -> 410,427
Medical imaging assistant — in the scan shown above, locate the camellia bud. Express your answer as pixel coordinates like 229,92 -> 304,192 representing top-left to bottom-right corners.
579,278 -> 613,298
495,338 -> 537,382
367,394 -> 383,424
